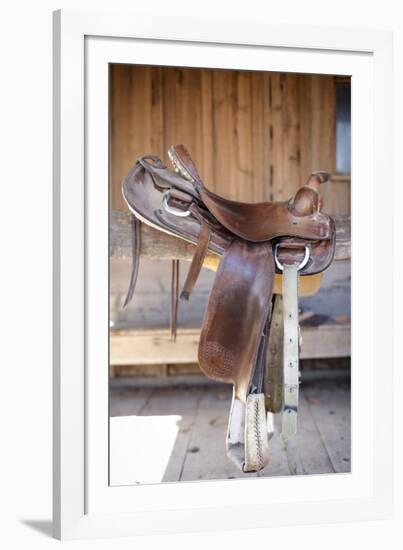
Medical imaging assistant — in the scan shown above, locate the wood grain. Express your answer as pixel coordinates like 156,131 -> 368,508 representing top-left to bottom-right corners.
109,65 -> 164,210
110,66 -> 350,215
109,210 -> 351,262
110,324 -> 350,366
109,380 -> 350,483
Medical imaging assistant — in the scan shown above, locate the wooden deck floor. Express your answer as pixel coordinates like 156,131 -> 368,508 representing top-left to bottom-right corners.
109,375 -> 350,485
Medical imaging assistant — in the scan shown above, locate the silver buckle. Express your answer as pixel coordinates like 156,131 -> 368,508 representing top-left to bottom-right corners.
162,190 -> 191,218
274,243 -> 310,272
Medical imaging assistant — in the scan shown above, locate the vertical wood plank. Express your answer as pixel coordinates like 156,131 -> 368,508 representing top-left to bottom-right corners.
267,73 -> 285,199
199,69 -> 215,187
309,75 -> 336,173
299,74 -> 313,184
162,67 -> 204,168
262,72 -> 274,201
251,71 -> 265,201
299,74 -> 347,215
109,66 -> 348,215
211,70 -> 237,198
109,65 -> 163,210
282,73 -> 302,199
235,71 -> 254,201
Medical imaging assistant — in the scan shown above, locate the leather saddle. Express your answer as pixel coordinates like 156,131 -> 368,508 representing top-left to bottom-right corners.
121,144 -> 336,473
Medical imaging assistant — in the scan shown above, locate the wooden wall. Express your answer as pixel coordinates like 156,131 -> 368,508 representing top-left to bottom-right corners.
110,65 -> 350,215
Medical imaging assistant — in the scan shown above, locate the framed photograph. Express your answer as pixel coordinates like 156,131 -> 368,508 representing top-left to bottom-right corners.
53,9 -> 393,539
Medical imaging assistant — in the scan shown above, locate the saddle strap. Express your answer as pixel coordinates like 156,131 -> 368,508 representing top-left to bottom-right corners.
264,294 -> 284,413
281,263 -> 300,440
180,223 -> 211,301
170,259 -> 180,341
123,214 -> 141,308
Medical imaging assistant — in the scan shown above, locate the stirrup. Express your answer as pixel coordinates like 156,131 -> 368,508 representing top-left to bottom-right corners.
226,391 -> 272,473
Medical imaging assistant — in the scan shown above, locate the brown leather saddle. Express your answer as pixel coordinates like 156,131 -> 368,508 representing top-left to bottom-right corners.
121,144 -> 336,473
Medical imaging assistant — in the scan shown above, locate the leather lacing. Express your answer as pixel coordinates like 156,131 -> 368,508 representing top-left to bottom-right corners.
253,398 -> 265,474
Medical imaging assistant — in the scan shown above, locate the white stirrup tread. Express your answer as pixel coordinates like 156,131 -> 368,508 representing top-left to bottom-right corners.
226,392 -> 269,472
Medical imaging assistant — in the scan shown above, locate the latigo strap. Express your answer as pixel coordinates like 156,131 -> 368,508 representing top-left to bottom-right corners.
281,263 -> 301,441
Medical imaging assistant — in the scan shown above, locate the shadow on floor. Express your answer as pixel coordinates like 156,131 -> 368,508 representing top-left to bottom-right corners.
21,519 -> 53,538
109,375 -> 351,484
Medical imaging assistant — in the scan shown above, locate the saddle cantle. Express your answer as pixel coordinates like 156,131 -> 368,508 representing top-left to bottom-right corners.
121,144 -> 336,474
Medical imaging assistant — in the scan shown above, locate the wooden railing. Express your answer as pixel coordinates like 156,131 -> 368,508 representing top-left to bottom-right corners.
109,211 -> 351,264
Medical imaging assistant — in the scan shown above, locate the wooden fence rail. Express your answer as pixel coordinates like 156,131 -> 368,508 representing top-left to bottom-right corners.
109,211 -> 351,367
110,211 -> 351,264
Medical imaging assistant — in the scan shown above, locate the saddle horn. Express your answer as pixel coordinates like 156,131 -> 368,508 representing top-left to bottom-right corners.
290,171 -> 331,216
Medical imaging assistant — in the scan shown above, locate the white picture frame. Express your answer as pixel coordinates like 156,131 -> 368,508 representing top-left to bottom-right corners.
53,9 -> 393,540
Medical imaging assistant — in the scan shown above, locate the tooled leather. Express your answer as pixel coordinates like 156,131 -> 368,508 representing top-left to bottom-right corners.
198,239 -> 275,402
199,185 -> 331,242
200,340 -> 236,380
198,295 -> 235,381
122,159 -> 335,276
137,150 -> 332,242
168,144 -> 204,186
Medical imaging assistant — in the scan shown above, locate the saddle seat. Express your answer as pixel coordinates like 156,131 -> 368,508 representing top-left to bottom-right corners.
168,144 -> 332,243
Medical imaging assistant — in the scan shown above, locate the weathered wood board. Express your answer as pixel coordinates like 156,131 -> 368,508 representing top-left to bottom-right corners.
110,66 -> 349,215
110,323 -> 350,367
109,378 -> 351,484
110,210 -> 351,262
109,214 -> 350,364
